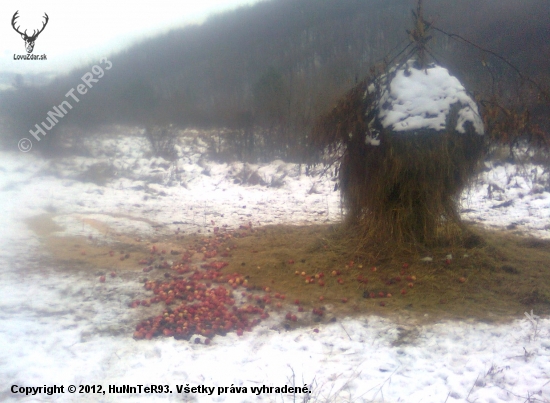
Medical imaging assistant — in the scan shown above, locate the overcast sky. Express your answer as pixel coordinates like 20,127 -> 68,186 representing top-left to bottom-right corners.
0,0 -> 262,75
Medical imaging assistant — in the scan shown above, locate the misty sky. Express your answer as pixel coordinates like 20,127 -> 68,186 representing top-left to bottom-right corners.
0,0 -> 261,75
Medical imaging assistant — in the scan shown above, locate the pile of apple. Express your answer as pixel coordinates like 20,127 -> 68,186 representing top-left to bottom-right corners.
131,224 -> 271,342
133,272 -> 268,342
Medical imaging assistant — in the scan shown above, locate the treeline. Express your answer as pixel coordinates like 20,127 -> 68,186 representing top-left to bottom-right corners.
1,0 -> 549,160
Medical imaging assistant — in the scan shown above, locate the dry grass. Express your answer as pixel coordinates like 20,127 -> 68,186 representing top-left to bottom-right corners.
344,130 -> 485,247
218,223 -> 550,325
26,214 -> 550,327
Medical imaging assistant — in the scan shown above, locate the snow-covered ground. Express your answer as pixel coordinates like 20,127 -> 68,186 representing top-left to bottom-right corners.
1,129 -> 549,403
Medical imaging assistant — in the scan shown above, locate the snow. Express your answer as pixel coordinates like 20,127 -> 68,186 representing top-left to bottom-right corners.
1,130 -> 549,402
370,59 -> 485,136
462,160 -> 550,235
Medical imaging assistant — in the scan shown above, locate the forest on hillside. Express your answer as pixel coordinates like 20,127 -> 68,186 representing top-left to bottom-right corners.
1,0 -> 549,161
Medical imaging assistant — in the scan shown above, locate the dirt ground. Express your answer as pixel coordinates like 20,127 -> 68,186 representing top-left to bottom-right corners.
25,213 -> 550,330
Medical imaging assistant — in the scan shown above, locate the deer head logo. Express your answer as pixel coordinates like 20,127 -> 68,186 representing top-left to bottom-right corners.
11,11 -> 49,54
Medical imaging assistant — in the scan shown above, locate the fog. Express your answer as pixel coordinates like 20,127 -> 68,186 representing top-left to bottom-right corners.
1,0 -> 548,160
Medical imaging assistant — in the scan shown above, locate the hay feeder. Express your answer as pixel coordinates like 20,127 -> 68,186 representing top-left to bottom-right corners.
314,59 -> 486,247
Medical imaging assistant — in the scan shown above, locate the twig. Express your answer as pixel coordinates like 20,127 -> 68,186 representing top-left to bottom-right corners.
339,322 -> 352,341
432,27 -> 549,101
360,366 -> 399,402
466,373 -> 480,402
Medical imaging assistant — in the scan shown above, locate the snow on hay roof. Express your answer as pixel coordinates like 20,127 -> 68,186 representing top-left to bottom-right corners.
369,59 -> 484,135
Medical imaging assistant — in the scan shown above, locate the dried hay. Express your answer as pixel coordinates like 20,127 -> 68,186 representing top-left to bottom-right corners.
312,66 -> 486,249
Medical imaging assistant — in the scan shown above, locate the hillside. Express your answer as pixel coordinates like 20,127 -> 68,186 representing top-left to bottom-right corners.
1,0 -> 549,160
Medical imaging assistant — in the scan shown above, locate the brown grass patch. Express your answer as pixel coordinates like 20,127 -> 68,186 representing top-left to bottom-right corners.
219,224 -> 550,325
24,213 -> 198,274
25,214 -> 550,327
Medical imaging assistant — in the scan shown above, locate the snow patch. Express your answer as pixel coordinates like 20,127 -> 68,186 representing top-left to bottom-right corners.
371,59 -> 484,135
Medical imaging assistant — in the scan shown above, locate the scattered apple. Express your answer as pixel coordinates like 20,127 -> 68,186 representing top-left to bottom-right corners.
312,308 -> 324,316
